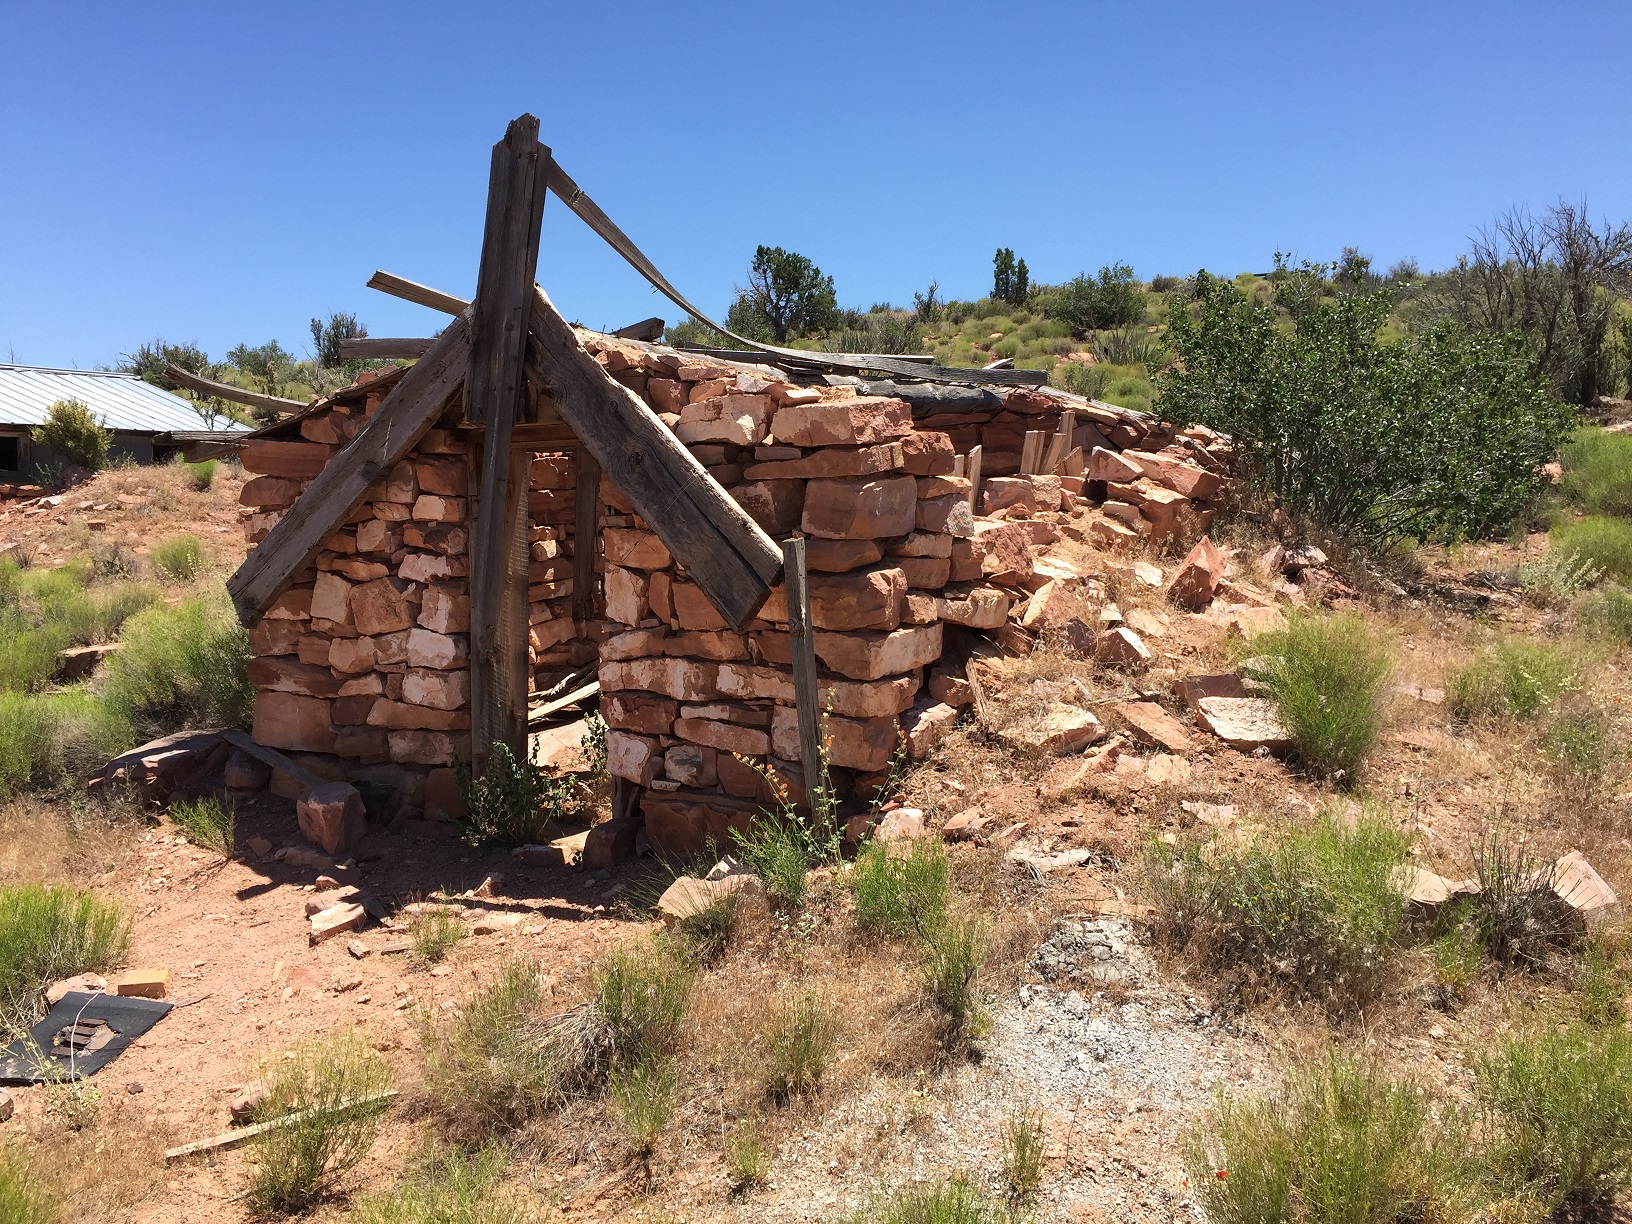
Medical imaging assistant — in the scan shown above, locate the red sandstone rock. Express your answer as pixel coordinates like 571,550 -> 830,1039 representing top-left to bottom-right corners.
901,700 -> 960,759
601,657 -> 720,702
900,430 -> 957,475
240,440 -> 333,479
406,628 -> 466,669
418,585 -> 470,634
1122,450 -> 1224,500
603,528 -> 672,570
350,578 -> 414,635
1086,447 -> 1144,483
253,691 -> 337,754
805,565 -> 906,631
813,623 -> 941,681
583,816 -> 643,869
741,443 -> 903,480
771,706 -> 897,771
602,691 -> 679,735
801,474 -> 917,540
674,717 -> 771,756
675,394 -> 772,446
1168,535 -> 1227,610
770,397 -> 911,446
1112,701 -> 1195,753
297,782 -> 368,856
604,566 -> 648,626
730,480 -> 804,535
247,656 -> 343,698
606,730 -> 661,784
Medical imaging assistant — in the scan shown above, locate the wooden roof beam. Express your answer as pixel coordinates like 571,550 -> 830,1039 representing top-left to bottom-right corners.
164,364 -> 306,415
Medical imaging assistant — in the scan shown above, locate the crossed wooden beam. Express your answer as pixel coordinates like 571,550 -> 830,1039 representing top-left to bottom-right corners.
226,115 -> 782,765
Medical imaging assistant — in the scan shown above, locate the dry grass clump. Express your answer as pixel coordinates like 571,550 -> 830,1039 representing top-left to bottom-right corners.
763,991 -> 838,1101
244,1028 -> 394,1215
1144,810 -> 1410,1016
0,1142 -> 58,1224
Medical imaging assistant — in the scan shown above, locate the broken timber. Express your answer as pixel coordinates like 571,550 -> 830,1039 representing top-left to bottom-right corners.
164,364 -> 306,416
225,315 -> 472,624
527,285 -> 782,628
336,337 -> 436,360
468,114 -> 550,765
164,1091 -> 397,1162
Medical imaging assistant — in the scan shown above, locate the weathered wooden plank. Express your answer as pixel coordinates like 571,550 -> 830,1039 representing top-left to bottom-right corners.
219,729 -> 327,791
510,420 -> 578,449
366,271 -> 470,316
165,1091 -> 397,1162
611,317 -> 665,341
966,444 -> 983,512
573,448 -> 601,623
164,364 -> 306,415
468,115 -> 550,768
337,337 -> 436,360
527,286 -> 782,629
783,537 -> 826,803
527,680 -> 600,728
225,317 -> 472,625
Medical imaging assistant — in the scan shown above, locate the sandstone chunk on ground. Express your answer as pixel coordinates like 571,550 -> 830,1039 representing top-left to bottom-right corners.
941,810 -> 990,841
583,816 -> 642,869
875,808 -> 927,843
1194,696 -> 1291,754
309,902 -> 366,945
998,704 -> 1105,755
1112,701 -> 1195,754
1168,535 -> 1226,609
1096,625 -> 1151,666
297,782 -> 368,857
1550,850 -> 1619,918
655,873 -> 765,923
114,968 -> 170,999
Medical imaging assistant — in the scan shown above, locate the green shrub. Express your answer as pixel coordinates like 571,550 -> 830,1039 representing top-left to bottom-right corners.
245,1029 -> 393,1215
169,795 -> 233,855
454,740 -> 581,847
184,459 -> 217,492
919,906 -> 990,1048
0,883 -> 129,1037
0,624 -> 66,694
1448,639 -> 1576,722
0,689 -> 127,795
763,992 -> 836,1101
1001,1107 -> 1046,1204
731,807 -> 835,911
610,1059 -> 677,1157
0,1142 -> 58,1224
1518,547 -> 1603,607
100,596 -> 252,742
1542,705 -> 1615,784
1463,830 -> 1579,971
149,534 -> 205,582
1580,586 -> 1632,642
592,935 -> 692,1072
1577,931 -> 1632,1028
1245,612 -> 1392,784
91,582 -> 159,641
352,1144 -> 527,1224
32,399 -> 110,471
672,888 -> 741,965
851,837 -> 952,940
419,961 -> 563,1136
1145,812 -> 1410,1015
1475,1023 -> 1632,1215
1560,426 -> 1632,516
1186,1053 -> 1471,1224
1552,515 -> 1632,579
831,1175 -> 1012,1224
1156,273 -> 1573,545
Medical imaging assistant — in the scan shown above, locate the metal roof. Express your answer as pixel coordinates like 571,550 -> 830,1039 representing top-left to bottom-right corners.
0,364 -> 249,434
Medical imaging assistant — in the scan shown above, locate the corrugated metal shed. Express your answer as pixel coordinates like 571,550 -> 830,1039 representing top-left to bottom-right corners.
0,364 -> 248,434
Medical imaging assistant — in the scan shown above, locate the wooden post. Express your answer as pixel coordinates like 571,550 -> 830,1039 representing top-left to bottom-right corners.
573,448 -> 601,624
966,444 -> 983,513
782,536 -> 826,807
467,115 -> 549,769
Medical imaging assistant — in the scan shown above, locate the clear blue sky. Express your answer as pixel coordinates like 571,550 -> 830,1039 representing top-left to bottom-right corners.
4,1 -> 1629,370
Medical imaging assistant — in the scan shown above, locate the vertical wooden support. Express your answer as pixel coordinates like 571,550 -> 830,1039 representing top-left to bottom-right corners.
966,444 -> 983,512
782,537 -> 827,806
467,115 -> 549,769
572,448 -> 601,624
1043,409 -> 1076,474
1021,430 -> 1045,475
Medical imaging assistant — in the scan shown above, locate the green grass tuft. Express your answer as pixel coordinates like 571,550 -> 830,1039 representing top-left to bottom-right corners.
831,1175 -> 1014,1224
1560,426 -> 1632,517
0,883 -> 128,1036
1551,515 -> 1632,579
763,992 -> 837,1102
149,534 -> 205,582
169,795 -> 233,855
1001,1107 -> 1046,1204
1245,611 -> 1392,785
1448,639 -> 1576,722
1145,811 -> 1410,1015
0,1142 -> 59,1224
184,459 -> 217,492
100,595 -> 252,743
352,1144 -> 527,1224
851,837 -> 951,940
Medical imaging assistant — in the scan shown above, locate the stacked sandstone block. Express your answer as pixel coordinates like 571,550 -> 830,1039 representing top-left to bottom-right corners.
237,371 -> 598,816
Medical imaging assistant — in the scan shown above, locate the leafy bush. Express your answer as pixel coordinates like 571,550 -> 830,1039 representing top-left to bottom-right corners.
150,534 -> 205,582
1542,705 -> 1615,784
832,1175 -> 1012,1224
0,1142 -> 58,1224
1245,612 -> 1392,784
1186,1053 -> 1470,1224
1518,547 -> 1603,607
1560,426 -> 1632,516
732,808 -> 833,911
1001,1107 -> 1046,1204
0,690 -> 126,794
763,992 -> 836,1102
1157,273 -> 1573,545
1475,1023 -> 1632,1215
184,460 -> 216,492
245,1029 -> 393,1215
419,961 -> 562,1136
1047,263 -> 1146,335
168,795 -> 233,855
98,595 -> 250,743
0,883 -> 128,1036
1448,640 -> 1576,722
1551,514 -> 1632,579
851,837 -> 951,940
32,399 -> 110,471
454,740 -> 581,847
352,1144 -> 527,1224
1145,812 -> 1410,1014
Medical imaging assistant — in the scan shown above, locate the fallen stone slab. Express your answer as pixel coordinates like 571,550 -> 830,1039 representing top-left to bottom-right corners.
583,816 -> 641,870
88,729 -> 228,805
113,969 -> 170,999
1096,625 -> 1151,666
1168,535 -> 1226,610
1174,672 -> 1250,709
941,809 -> 990,841
1007,845 -> 1093,874
998,704 -> 1106,755
1194,696 -> 1292,755
296,782 -> 368,857
875,807 -> 927,843
55,642 -> 120,683
303,886 -> 362,916
1112,701 -> 1195,754
1144,753 -> 1193,786
309,902 -> 366,945
46,973 -> 108,1006
1392,866 -> 1481,908
655,873 -> 765,923
1550,850 -> 1619,919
